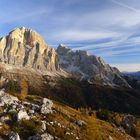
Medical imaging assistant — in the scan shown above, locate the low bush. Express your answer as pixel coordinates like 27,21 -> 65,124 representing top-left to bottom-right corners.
96,109 -> 114,123
13,118 -> 42,139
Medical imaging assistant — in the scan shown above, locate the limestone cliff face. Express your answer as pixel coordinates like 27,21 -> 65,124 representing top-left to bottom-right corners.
57,44 -> 130,87
0,27 -> 59,72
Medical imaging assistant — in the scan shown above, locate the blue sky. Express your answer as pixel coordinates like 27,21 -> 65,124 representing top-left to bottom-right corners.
0,0 -> 140,71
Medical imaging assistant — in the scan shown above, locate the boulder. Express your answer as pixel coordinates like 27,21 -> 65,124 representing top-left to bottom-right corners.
17,109 -> 30,121
41,133 -> 54,140
28,133 -> 53,140
31,104 -> 40,111
41,98 -> 53,114
75,120 -> 87,127
109,135 -> 113,140
0,89 -> 19,107
41,121 -> 46,132
0,116 -> 10,123
9,131 -> 20,140
28,134 -> 41,140
0,122 -> 3,129
29,109 -> 35,114
122,114 -> 136,134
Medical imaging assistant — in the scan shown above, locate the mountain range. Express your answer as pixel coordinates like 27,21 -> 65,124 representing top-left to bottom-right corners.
0,27 -> 129,87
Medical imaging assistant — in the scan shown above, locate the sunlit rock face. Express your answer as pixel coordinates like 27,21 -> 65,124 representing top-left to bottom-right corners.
57,44 -> 130,87
0,27 -> 59,72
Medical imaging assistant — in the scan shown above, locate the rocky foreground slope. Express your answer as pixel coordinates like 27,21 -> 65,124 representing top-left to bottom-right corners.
0,89 -> 136,140
0,27 -> 129,87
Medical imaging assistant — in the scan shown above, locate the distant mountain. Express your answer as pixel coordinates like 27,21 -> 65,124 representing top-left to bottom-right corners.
57,44 -> 130,87
123,72 -> 140,90
123,71 -> 140,80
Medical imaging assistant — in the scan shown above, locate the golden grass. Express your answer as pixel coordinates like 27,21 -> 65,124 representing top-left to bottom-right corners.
53,101 -> 135,140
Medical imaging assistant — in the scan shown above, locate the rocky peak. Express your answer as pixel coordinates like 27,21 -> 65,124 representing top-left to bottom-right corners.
0,27 -> 59,72
9,27 -> 47,50
57,44 -> 72,55
56,44 -> 130,87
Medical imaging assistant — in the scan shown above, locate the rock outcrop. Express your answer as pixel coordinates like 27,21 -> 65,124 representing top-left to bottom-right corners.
57,44 -> 130,87
0,89 -> 19,106
41,98 -> 53,114
9,132 -> 20,140
17,110 -> 30,121
0,89 -> 53,122
0,27 -> 59,72
28,133 -> 54,140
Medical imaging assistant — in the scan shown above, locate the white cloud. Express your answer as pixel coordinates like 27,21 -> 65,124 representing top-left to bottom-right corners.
111,63 -> 140,72
72,33 -> 140,58
51,30 -> 120,42
72,39 -> 122,50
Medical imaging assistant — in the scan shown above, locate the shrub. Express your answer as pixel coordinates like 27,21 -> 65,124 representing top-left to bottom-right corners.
5,80 -> 20,93
8,110 -> 17,121
0,123 -> 10,136
13,118 -> 42,139
135,121 -> 140,138
64,134 -> 76,140
19,79 -> 28,101
96,109 -> 114,123
114,113 -> 122,126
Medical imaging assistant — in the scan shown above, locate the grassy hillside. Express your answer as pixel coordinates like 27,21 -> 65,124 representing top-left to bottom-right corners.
4,77 -> 140,115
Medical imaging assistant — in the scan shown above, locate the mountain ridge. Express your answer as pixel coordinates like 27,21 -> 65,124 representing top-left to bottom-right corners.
57,44 -> 130,87
0,27 -> 130,87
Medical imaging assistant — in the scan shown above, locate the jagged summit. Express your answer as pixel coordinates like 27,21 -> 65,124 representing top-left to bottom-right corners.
10,27 -> 37,37
0,27 -> 59,72
10,27 -> 32,32
58,44 -> 67,48
8,27 -> 48,50
57,44 -> 72,55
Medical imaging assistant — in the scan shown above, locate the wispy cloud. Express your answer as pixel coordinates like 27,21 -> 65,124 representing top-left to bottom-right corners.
0,10 -> 49,24
111,0 -> 140,13
51,30 -> 120,42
